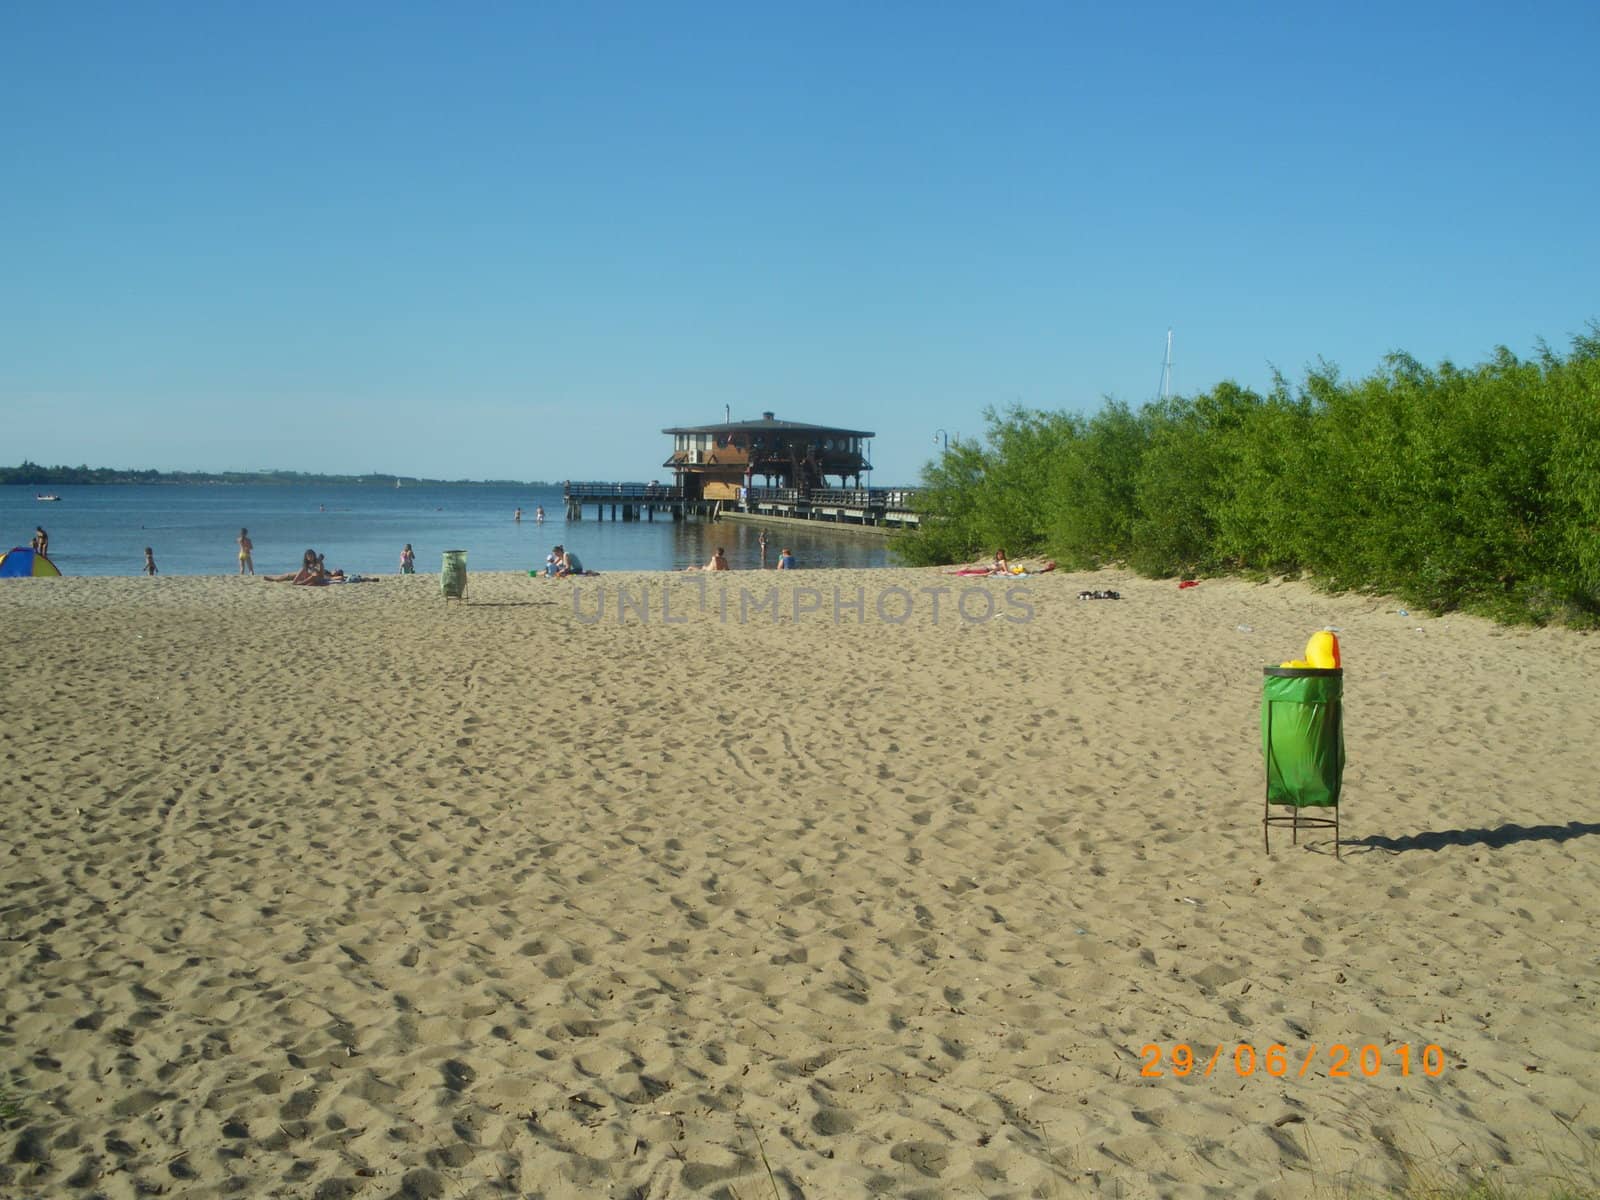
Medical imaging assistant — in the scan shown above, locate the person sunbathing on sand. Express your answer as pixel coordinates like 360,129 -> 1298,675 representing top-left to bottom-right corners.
264,549 -> 318,582
265,549 -> 341,585
681,547 -> 730,572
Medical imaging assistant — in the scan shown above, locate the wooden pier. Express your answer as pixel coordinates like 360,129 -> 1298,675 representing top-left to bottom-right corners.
742,486 -> 920,528
564,413 -> 917,527
562,482 -> 692,521
562,481 -> 919,528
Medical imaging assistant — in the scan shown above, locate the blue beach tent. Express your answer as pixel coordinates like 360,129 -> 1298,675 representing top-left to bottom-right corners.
0,547 -> 62,577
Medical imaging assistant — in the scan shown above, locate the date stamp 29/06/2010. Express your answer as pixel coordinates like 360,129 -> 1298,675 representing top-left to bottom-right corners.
1140,1043 -> 1448,1080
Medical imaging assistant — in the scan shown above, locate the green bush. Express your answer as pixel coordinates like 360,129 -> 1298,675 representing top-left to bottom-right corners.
896,325 -> 1600,625
1048,401 -> 1147,568
893,406 -> 1075,564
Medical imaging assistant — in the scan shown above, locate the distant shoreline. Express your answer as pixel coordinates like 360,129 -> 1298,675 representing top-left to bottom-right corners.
2,472 -> 548,488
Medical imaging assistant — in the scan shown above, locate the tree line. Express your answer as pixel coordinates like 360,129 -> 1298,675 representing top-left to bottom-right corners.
896,327 -> 1600,625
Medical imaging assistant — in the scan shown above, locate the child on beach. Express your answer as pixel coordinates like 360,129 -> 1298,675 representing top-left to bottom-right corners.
776,547 -> 795,570
400,544 -> 415,574
143,547 -> 158,575
237,528 -> 253,575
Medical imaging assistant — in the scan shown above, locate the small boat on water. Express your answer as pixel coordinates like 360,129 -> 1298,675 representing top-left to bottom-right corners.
35,493 -> 61,502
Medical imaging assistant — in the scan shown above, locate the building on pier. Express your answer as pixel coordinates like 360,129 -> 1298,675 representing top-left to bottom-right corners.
562,412 -> 915,527
662,412 -> 873,502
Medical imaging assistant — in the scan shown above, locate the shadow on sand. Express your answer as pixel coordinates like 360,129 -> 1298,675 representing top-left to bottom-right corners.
1351,821 -> 1600,854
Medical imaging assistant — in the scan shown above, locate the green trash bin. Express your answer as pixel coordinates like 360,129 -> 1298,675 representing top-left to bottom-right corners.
1261,666 -> 1344,857
441,549 -> 468,600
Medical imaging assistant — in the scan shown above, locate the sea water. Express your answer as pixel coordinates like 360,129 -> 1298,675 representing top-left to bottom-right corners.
1,483 -> 894,577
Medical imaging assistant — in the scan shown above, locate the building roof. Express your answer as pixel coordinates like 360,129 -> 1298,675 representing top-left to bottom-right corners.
662,413 -> 874,438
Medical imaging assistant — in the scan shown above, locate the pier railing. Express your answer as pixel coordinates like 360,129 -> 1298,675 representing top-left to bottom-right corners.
562,481 -> 920,525
564,481 -> 684,499
746,485 -> 918,510
808,487 -> 919,509
745,486 -> 803,503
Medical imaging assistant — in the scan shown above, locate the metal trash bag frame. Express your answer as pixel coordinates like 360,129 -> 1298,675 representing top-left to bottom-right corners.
1261,665 -> 1344,860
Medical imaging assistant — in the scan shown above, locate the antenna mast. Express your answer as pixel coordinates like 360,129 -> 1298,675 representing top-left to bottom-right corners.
1159,328 -> 1174,399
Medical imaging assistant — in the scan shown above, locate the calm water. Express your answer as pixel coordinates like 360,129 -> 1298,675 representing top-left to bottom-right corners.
2,484 -> 895,577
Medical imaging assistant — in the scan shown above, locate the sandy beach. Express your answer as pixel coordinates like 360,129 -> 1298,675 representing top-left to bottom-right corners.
3,567 -> 1598,1199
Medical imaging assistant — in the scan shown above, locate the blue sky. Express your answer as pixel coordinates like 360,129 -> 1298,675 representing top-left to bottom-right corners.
3,2 -> 1596,484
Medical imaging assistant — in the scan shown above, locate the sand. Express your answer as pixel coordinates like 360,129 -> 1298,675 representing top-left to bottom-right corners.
2,567 -> 1597,1199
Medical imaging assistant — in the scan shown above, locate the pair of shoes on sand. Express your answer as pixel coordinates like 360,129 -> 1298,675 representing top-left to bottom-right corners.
1077,590 -> 1121,600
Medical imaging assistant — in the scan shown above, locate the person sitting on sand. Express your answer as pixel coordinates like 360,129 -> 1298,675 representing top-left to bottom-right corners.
264,549 -> 316,582
551,546 -> 585,577
265,549 -> 335,585
776,547 -> 795,570
993,547 -> 1011,575
681,547 -> 729,572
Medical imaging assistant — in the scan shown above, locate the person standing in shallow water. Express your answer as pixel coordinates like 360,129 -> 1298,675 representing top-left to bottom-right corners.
237,528 -> 254,575
32,527 -> 48,556
143,547 -> 158,575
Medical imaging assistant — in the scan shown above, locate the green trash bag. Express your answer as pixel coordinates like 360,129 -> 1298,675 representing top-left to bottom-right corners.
1261,667 -> 1344,808
441,549 -> 468,600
